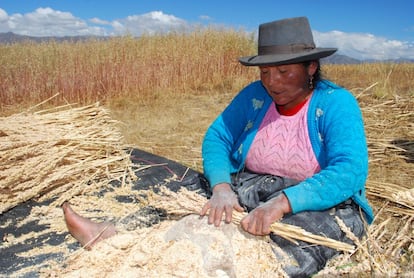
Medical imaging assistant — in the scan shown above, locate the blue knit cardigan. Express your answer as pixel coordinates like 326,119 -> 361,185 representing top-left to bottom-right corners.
202,80 -> 374,224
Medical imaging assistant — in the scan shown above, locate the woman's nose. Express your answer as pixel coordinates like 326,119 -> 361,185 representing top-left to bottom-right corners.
267,69 -> 280,86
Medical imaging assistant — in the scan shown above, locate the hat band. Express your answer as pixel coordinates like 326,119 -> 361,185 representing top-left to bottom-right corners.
259,43 -> 316,55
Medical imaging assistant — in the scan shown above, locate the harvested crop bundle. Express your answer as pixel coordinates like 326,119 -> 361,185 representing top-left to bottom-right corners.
0,103 -> 134,214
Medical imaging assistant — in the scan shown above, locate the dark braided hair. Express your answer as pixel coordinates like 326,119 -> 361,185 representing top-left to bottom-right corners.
303,60 -> 339,90
303,60 -> 322,84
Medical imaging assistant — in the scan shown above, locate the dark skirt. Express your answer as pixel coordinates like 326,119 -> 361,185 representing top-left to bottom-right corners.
227,170 -> 365,278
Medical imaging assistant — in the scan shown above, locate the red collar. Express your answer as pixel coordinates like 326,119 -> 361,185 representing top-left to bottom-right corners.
276,94 -> 311,116
276,98 -> 308,116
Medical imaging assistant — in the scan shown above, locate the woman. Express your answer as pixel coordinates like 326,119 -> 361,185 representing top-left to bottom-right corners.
199,16 -> 374,277
62,16 -> 374,277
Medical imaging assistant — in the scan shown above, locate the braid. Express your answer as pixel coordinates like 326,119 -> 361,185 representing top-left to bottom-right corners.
303,60 -> 322,88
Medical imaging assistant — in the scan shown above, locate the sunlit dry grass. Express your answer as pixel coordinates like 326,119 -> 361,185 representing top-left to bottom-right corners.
0,28 -> 257,114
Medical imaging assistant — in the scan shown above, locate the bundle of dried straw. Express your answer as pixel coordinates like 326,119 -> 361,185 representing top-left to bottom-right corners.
0,102 -> 133,214
367,181 -> 414,216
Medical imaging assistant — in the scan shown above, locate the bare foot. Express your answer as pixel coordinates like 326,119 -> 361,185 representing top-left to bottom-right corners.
62,202 -> 117,250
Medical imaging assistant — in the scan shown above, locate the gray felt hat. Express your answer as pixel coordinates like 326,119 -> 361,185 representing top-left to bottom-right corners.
239,17 -> 337,66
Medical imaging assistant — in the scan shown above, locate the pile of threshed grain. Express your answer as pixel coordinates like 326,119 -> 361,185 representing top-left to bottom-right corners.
45,213 -> 289,277
0,103 -> 134,214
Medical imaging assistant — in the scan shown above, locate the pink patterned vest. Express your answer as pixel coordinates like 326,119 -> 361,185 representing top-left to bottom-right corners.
245,99 -> 320,181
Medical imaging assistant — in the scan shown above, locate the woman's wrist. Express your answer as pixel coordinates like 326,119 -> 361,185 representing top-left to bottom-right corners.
270,193 -> 292,215
212,182 -> 232,193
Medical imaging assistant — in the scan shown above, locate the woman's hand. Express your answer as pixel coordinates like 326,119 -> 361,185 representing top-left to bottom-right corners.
200,183 -> 244,227
240,193 -> 292,236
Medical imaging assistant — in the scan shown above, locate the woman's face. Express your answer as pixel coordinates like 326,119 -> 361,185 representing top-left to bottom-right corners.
260,62 -> 317,110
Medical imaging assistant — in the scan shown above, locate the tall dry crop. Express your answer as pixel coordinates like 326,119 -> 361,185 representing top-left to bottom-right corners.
0,28 -> 257,115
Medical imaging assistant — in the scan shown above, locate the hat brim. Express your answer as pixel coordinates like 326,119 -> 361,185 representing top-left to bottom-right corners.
239,48 -> 337,66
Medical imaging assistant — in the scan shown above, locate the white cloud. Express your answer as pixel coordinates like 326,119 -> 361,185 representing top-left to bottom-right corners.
0,8 -> 10,31
89,17 -> 111,26
0,8 -> 8,22
0,7 -> 107,36
0,8 -> 187,37
314,30 -> 414,60
110,11 -> 188,36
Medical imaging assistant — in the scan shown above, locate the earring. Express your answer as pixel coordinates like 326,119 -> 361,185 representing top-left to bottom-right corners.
309,75 -> 314,89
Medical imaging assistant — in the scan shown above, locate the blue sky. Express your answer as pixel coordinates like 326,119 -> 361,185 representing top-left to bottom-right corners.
0,0 -> 413,60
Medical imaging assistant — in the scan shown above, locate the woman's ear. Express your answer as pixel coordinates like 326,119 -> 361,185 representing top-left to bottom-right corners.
307,60 -> 319,76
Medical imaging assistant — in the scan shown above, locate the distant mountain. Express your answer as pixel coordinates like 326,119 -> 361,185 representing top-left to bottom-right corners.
322,54 -> 414,64
0,32 -> 412,64
321,54 -> 362,64
363,57 -> 414,64
0,31 -> 106,44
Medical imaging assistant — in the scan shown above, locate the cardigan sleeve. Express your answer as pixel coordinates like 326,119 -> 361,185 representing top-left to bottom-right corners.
283,87 -> 372,221
202,86 -> 252,186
